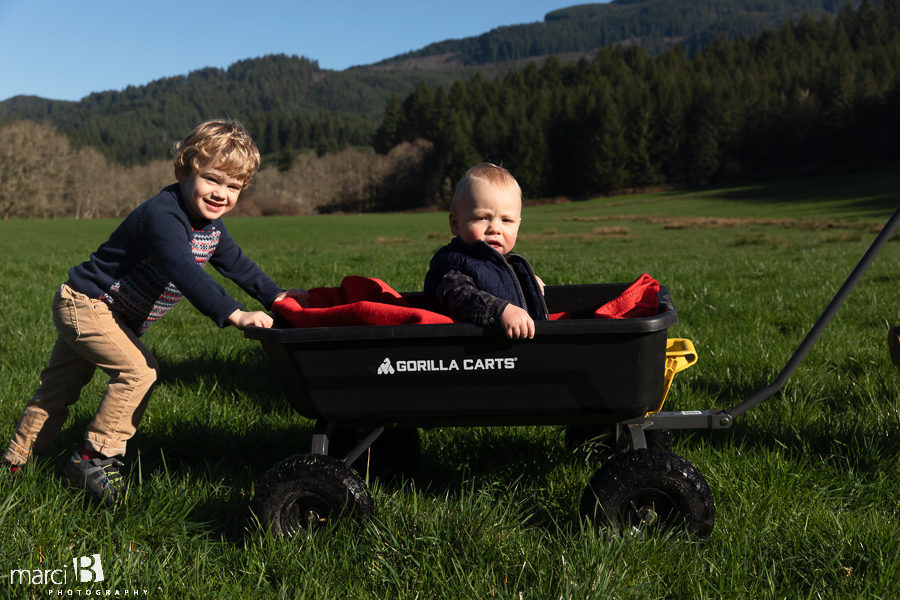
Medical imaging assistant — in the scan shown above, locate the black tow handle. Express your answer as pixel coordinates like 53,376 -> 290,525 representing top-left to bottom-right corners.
728,199 -> 900,419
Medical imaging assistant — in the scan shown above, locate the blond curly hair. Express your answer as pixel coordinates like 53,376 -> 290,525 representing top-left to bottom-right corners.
172,119 -> 261,188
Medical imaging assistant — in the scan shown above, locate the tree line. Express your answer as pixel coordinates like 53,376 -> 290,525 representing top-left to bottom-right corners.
374,0 -> 900,205
0,119 -> 433,220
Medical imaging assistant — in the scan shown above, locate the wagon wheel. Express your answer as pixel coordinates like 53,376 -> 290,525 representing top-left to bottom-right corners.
254,453 -> 374,538
580,449 -> 715,539
330,426 -> 421,481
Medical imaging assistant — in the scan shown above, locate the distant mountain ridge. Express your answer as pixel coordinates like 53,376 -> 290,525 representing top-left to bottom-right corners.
0,0 -> 861,165
368,0 -> 857,69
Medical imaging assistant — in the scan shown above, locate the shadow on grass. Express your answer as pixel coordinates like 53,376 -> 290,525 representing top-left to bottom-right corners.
699,412 -> 900,457
156,352 -> 289,414
48,413 -> 309,540
82,417 -> 581,540
711,170 -> 900,216
50,405 -> 899,543
667,397 -> 900,500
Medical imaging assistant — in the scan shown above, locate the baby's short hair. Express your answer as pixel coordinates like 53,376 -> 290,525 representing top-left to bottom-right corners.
451,162 -> 521,212
172,119 -> 261,188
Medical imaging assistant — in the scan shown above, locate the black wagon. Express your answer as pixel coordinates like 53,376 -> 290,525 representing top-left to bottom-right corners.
245,282 -> 715,539
246,201 -> 900,541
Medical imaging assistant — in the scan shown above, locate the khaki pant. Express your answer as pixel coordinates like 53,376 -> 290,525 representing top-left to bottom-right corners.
5,283 -> 158,465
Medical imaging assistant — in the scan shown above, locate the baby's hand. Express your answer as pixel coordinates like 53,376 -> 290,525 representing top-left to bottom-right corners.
227,309 -> 274,330
274,288 -> 310,307
501,304 -> 535,339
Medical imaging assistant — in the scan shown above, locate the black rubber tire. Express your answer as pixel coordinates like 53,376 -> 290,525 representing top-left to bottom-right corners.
580,449 -> 715,539
254,453 -> 374,538
329,426 -> 421,481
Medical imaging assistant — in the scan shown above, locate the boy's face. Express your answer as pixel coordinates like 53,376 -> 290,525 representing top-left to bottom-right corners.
176,160 -> 244,221
450,179 -> 522,256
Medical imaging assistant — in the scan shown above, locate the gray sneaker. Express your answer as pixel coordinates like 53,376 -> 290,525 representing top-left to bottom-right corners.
62,450 -> 125,505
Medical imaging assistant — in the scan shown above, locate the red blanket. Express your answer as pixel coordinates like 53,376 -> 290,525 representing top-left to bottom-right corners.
272,276 -> 453,327
594,272 -> 660,319
272,274 -> 659,328
548,272 -> 660,320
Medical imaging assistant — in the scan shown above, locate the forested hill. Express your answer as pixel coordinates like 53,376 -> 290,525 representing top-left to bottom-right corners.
373,0 -> 858,68
374,0 -> 900,205
0,55 -> 467,166
0,0 -> 861,166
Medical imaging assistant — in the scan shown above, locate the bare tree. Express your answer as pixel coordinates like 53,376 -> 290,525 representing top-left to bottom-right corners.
0,121 -> 71,219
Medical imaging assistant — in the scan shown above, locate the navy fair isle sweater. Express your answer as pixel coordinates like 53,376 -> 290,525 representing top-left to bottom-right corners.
67,184 -> 283,335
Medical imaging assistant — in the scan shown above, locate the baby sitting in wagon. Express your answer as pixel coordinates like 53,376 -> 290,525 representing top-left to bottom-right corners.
423,163 -> 548,339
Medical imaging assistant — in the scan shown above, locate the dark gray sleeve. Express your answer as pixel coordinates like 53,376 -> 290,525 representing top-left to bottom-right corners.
432,269 -> 508,326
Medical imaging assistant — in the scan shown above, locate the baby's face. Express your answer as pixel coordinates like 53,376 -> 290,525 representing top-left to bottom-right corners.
450,180 -> 521,256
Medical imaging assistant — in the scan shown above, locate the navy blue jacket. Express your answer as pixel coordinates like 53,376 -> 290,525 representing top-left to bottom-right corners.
423,237 -> 548,323
68,184 -> 283,334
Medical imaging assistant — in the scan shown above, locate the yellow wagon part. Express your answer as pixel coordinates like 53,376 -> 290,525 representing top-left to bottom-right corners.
649,338 -> 697,415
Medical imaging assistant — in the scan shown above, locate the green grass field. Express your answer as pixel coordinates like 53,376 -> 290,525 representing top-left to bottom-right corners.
1,170 -> 899,599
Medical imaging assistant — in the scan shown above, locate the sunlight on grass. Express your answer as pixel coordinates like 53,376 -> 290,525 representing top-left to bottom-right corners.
0,171 -> 898,598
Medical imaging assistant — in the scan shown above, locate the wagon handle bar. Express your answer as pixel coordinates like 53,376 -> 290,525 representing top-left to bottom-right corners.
728,199 -> 900,419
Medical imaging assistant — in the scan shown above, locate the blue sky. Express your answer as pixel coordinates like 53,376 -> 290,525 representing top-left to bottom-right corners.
0,0 -> 603,102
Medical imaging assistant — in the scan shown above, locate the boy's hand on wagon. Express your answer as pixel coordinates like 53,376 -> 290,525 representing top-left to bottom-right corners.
501,304 -> 536,339
227,309 -> 274,330
274,288 -> 309,307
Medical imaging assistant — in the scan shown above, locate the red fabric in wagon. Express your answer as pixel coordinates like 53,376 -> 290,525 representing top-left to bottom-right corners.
272,274 -> 660,327
272,276 -> 454,327
593,272 -> 660,319
548,272 -> 660,320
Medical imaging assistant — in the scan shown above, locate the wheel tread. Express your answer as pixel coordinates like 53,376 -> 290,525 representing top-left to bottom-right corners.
581,449 -> 715,539
255,453 -> 374,538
